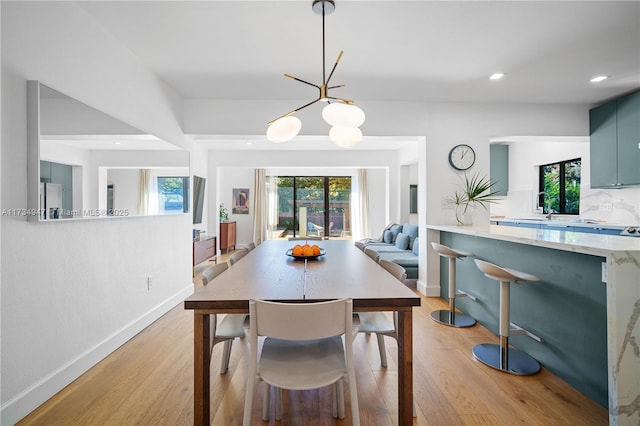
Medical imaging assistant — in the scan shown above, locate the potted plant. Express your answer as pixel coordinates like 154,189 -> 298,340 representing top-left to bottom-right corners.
449,173 -> 499,224
219,203 -> 229,222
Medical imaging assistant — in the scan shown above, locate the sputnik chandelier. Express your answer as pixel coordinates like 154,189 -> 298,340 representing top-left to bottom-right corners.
266,0 -> 365,148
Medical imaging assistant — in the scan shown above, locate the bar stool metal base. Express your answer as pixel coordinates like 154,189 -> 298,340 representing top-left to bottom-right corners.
472,343 -> 540,376
430,310 -> 476,328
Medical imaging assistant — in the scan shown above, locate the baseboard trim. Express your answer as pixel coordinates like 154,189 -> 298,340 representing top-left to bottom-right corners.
418,279 -> 441,297
0,284 -> 194,425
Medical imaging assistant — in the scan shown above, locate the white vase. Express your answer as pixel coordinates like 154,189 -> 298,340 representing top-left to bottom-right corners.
455,203 -> 473,225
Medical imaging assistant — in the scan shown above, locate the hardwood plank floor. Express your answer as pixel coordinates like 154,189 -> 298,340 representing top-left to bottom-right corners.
18,252 -> 608,425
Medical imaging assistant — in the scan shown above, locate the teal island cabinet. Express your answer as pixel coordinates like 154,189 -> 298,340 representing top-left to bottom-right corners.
426,224 -> 640,425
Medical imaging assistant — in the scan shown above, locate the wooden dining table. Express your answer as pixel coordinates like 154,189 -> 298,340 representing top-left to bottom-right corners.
184,239 -> 421,425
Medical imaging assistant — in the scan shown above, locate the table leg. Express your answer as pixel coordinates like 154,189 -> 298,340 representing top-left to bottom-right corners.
194,312 -> 211,425
397,309 -> 414,423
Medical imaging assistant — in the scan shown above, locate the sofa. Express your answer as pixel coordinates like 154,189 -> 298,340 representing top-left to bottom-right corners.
355,223 -> 419,279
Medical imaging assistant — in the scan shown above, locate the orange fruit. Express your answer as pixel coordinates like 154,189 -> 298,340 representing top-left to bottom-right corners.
292,245 -> 303,256
311,245 -> 321,255
303,246 -> 314,257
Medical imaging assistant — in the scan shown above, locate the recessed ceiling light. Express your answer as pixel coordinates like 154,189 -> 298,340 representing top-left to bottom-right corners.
489,73 -> 504,80
590,75 -> 609,83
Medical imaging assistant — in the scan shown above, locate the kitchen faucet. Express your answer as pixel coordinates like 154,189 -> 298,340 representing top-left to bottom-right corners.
537,192 -> 553,219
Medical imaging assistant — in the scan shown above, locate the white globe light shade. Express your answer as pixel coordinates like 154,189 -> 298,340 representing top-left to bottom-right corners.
266,116 -> 302,143
322,102 -> 365,127
329,126 -> 363,148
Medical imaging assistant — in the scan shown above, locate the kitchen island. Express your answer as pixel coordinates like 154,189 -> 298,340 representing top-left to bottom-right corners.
426,224 -> 639,426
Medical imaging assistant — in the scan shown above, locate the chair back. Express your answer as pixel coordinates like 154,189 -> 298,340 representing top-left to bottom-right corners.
287,236 -> 322,241
249,298 -> 353,342
379,259 -> 407,282
229,249 -> 248,266
364,247 -> 379,262
201,263 -> 229,285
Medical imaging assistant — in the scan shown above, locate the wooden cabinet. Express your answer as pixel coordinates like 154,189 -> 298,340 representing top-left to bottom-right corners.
193,236 -> 216,266
590,91 -> 640,188
220,221 -> 237,253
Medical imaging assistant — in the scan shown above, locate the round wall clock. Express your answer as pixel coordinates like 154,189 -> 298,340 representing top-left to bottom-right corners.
448,144 -> 476,171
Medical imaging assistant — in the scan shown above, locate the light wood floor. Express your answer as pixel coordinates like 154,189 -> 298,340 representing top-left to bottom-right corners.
18,250 -> 608,425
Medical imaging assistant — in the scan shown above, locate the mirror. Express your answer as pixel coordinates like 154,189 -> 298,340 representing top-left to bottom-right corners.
27,81 -> 190,221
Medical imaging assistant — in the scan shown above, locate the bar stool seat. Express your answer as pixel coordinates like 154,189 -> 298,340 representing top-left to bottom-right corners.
472,259 -> 543,375
430,243 -> 476,327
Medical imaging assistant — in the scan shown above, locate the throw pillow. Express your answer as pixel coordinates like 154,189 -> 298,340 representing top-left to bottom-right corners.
412,237 -> 420,256
383,230 -> 394,243
395,233 -> 410,250
389,225 -> 402,242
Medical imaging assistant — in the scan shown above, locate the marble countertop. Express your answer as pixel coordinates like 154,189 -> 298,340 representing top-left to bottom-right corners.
491,217 -> 631,230
426,224 -> 640,256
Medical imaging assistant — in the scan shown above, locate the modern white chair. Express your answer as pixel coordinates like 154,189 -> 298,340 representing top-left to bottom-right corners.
357,259 -> 406,366
243,298 -> 360,425
287,236 -> 323,241
200,263 -> 248,374
237,242 -> 256,252
228,248 -> 248,266
363,246 -> 380,263
356,259 -> 416,417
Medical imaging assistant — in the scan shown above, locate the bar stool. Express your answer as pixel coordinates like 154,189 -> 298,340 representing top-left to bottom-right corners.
472,259 -> 543,375
430,242 -> 477,327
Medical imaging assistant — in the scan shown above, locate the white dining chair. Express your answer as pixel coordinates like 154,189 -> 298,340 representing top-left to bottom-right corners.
201,263 -> 248,374
236,242 -> 256,252
356,259 -> 416,417
243,298 -> 360,425
228,248 -> 248,266
357,259 -> 406,366
287,236 -> 323,241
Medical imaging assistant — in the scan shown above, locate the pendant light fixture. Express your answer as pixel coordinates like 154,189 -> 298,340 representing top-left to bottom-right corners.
266,0 -> 365,147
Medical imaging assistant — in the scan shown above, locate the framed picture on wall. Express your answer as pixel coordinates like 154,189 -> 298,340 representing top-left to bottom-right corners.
232,188 -> 249,214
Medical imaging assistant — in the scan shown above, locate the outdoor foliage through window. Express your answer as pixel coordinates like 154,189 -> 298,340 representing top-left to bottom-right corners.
157,176 -> 189,213
272,176 -> 351,237
539,158 -> 581,215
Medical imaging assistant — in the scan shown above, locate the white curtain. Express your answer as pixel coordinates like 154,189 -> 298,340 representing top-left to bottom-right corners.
351,169 -> 370,241
266,175 -> 279,239
137,169 -> 150,216
252,169 -> 267,245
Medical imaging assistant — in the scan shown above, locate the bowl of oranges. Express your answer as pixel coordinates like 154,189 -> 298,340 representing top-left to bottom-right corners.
286,243 -> 325,260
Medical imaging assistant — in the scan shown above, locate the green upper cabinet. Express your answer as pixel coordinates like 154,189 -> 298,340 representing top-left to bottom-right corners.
490,144 -> 509,196
616,92 -> 640,185
589,91 -> 640,188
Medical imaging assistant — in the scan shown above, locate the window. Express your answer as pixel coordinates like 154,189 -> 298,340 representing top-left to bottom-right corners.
269,176 -> 351,238
538,158 -> 581,215
157,177 -> 189,214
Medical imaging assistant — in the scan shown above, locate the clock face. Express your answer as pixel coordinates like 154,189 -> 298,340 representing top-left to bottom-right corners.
448,144 -> 476,171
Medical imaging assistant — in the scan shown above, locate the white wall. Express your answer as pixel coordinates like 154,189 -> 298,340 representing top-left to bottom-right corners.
207,150 -> 404,249
107,168 -> 139,214
1,3 -> 193,423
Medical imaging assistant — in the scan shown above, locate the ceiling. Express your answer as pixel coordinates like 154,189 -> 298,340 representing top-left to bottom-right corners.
75,1 -> 640,149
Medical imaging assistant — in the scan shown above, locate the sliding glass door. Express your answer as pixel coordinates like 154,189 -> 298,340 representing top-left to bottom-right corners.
271,176 -> 351,239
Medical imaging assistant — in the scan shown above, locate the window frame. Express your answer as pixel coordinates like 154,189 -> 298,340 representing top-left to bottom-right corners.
538,158 -> 581,215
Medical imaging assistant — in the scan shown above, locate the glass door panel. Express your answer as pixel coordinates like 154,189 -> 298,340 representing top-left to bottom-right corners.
328,177 -> 351,238
296,177 -> 324,237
